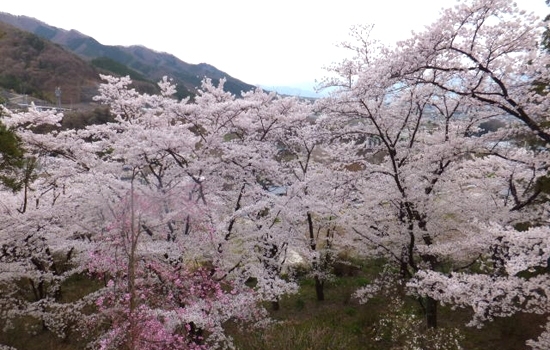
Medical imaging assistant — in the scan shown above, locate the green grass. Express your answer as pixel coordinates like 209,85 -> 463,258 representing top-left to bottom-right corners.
227,262 -> 547,350
0,262 -> 547,350
228,278 -> 449,350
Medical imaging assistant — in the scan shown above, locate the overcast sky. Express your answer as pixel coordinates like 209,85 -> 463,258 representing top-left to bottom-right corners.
2,1 -> 548,89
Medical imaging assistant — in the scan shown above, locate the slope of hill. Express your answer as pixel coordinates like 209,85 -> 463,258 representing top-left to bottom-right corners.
0,21 -> 101,104
0,12 -> 256,99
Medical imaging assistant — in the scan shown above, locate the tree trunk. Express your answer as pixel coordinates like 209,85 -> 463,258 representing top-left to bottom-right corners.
425,296 -> 437,328
314,275 -> 325,301
188,322 -> 204,345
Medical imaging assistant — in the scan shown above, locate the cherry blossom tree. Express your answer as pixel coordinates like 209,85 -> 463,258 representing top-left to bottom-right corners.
73,75 -> 306,347
268,112 -> 345,301
318,0 -> 550,347
318,54 -> 498,328
389,1 -> 550,347
162,78 -> 312,309
81,168 -> 264,349
1,74 -> 320,348
0,107 -> 92,340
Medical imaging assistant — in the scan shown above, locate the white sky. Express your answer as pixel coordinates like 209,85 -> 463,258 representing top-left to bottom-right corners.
1,1 -> 548,89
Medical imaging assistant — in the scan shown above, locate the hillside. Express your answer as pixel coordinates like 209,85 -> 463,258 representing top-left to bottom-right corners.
0,21 -> 101,104
0,12 -> 256,99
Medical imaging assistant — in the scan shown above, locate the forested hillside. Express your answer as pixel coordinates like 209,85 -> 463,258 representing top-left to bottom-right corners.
0,12 -> 256,99
0,22 -> 100,104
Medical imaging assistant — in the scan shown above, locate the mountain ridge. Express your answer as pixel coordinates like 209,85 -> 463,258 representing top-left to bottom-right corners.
0,12 -> 256,99
0,21 -> 102,105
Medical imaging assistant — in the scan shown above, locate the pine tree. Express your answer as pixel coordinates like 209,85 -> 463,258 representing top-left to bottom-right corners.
0,121 -> 25,191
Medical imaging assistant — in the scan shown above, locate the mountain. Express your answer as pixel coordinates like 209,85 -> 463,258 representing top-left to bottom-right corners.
260,84 -> 322,99
0,12 -> 255,99
0,21 -> 102,105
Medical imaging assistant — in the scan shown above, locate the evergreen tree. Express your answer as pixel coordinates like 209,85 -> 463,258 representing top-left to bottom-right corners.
0,121 -> 25,191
